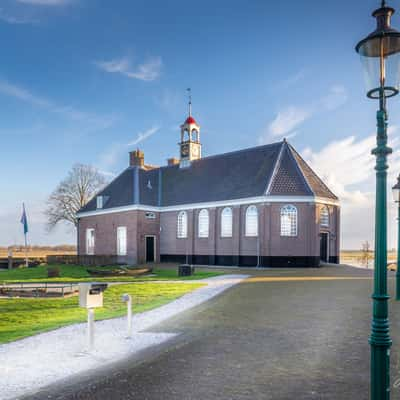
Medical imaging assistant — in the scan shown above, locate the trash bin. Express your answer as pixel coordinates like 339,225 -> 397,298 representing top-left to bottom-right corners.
79,283 -> 108,308
178,264 -> 195,277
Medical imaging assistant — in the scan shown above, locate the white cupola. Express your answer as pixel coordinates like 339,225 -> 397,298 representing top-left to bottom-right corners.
179,89 -> 201,167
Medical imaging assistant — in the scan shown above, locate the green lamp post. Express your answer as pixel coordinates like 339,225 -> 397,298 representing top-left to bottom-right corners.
392,175 -> 400,301
356,1 -> 400,399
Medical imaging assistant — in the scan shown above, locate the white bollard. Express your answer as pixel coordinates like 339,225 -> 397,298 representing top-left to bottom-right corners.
87,308 -> 95,350
121,294 -> 132,338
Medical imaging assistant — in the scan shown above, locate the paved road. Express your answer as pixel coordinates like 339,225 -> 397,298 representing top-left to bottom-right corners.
22,265 -> 400,400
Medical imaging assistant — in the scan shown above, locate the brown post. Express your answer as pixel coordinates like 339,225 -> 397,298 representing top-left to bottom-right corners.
7,247 -> 13,270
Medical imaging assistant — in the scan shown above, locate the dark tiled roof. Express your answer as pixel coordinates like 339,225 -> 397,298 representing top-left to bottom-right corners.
139,168 -> 160,206
288,144 -> 338,200
78,141 -> 338,213
268,144 -> 313,196
160,142 -> 281,206
80,168 -> 135,213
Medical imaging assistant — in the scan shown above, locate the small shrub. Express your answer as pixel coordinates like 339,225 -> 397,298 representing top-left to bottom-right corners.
47,266 -> 61,278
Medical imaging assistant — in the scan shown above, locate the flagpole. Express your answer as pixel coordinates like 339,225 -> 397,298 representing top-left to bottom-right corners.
24,230 -> 28,267
21,203 -> 29,268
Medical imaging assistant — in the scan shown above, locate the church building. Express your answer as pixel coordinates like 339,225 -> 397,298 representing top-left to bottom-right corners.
76,103 -> 340,268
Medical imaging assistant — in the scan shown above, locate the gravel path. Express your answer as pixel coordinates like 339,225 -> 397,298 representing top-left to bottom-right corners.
22,265 -> 400,400
0,274 -> 248,400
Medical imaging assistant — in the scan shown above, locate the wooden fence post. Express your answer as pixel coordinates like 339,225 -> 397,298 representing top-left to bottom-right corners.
8,248 -> 13,270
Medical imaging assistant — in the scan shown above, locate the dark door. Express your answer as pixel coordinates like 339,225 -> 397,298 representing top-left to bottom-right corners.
146,236 -> 155,262
320,233 -> 328,263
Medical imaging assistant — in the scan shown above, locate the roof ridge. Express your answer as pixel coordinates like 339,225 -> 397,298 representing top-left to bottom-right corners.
286,143 -> 315,196
265,141 -> 285,195
287,143 -> 338,199
158,140 -> 284,170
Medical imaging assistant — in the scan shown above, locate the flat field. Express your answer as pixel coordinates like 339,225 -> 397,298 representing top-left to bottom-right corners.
0,249 -> 75,258
340,250 -> 396,266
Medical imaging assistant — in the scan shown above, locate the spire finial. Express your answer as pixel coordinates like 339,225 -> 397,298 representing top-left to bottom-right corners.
187,88 -> 192,117
382,0 -> 386,7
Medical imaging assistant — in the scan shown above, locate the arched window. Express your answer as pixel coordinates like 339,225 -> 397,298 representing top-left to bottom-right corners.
198,209 -> 209,238
280,205 -> 298,237
177,211 -> 188,238
245,205 -> 258,237
320,205 -> 329,227
191,129 -> 199,142
221,207 -> 233,237
183,129 -> 190,141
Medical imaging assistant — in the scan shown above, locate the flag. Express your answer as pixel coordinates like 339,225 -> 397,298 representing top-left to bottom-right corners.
20,203 -> 28,235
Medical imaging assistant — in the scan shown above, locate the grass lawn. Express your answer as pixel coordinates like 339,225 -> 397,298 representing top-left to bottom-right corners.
0,264 -> 223,283
0,281 -> 204,344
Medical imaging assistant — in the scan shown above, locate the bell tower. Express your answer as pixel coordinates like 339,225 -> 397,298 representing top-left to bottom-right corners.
179,88 -> 201,167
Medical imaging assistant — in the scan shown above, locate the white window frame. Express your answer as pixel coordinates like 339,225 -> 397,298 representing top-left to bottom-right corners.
245,205 -> 258,237
320,205 -> 329,227
198,209 -> 209,238
280,205 -> 298,237
86,228 -> 95,255
221,207 -> 233,238
96,196 -> 103,209
117,226 -> 127,256
177,211 -> 188,238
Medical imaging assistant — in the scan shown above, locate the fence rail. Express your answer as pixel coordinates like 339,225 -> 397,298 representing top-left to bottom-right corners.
0,257 -> 44,269
0,282 -> 79,298
0,254 -> 125,268
47,254 -> 120,266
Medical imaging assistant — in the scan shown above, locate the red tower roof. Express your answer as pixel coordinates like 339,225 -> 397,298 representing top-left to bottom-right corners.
185,116 -> 197,125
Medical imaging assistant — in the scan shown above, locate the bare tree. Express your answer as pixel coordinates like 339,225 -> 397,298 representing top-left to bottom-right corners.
360,240 -> 372,268
45,164 -> 107,230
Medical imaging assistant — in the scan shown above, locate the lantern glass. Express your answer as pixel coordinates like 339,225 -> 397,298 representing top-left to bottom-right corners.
393,186 -> 400,202
359,36 -> 400,97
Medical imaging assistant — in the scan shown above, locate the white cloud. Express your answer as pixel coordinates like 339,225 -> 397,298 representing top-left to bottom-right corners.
0,80 -> 50,107
321,85 -> 348,111
302,135 -> 375,202
259,85 -> 348,143
268,106 -> 311,138
0,79 -> 116,131
258,106 -> 311,144
99,126 -> 160,169
128,126 -> 159,146
16,0 -> 72,5
276,69 -> 306,89
0,9 -> 38,24
301,129 -> 400,249
95,56 -> 162,82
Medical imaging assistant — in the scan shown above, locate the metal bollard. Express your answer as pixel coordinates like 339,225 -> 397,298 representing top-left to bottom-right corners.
121,294 -> 132,338
87,308 -> 95,350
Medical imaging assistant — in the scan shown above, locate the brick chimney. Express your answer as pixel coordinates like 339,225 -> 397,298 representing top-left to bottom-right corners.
129,149 -> 144,168
167,157 -> 179,166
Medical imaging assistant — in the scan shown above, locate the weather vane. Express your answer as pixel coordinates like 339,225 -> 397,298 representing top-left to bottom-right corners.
187,88 -> 192,116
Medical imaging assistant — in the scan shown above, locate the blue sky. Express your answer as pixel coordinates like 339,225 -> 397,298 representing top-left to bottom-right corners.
0,0 -> 399,249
